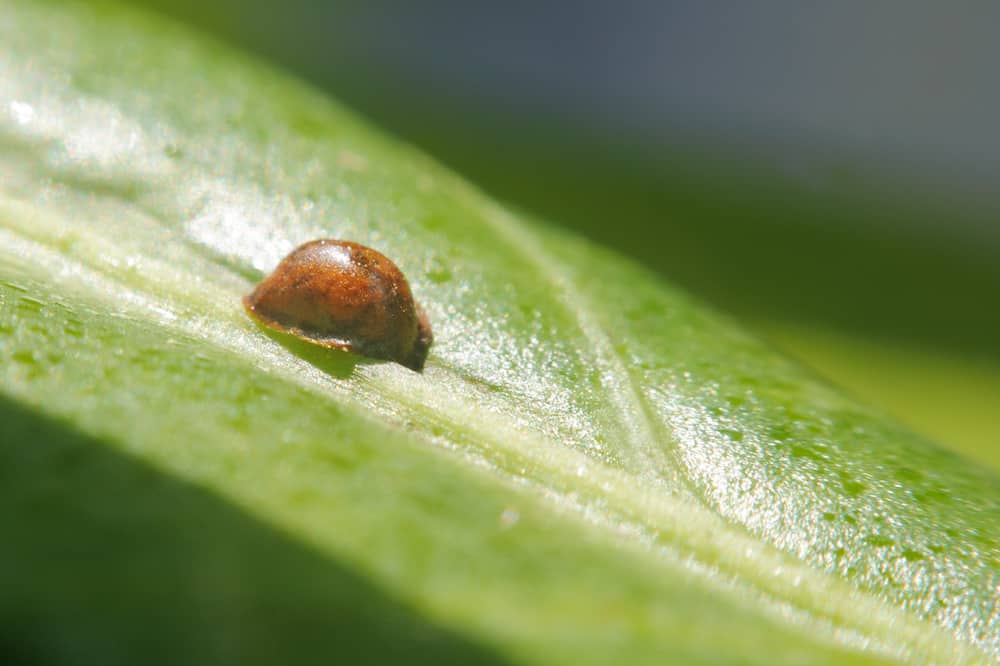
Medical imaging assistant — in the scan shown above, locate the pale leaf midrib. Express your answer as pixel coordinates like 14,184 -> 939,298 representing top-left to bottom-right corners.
0,193 -> 981,664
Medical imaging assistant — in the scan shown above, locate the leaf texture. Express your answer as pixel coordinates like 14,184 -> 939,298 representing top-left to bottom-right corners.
1,1 -> 998,664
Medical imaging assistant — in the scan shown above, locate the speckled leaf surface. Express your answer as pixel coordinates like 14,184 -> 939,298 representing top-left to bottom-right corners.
1,1 -> 998,664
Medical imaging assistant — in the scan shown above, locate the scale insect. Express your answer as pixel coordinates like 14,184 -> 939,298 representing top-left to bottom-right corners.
243,239 -> 433,371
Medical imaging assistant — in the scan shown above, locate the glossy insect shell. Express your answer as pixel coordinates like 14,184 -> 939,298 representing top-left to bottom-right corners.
243,239 -> 433,371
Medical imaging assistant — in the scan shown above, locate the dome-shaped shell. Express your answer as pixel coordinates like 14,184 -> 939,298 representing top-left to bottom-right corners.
243,239 -> 433,370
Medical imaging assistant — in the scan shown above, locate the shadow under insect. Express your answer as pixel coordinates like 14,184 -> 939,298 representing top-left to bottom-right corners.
256,322 -> 373,379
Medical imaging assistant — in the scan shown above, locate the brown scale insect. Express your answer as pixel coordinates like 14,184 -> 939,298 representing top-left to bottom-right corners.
243,239 -> 433,371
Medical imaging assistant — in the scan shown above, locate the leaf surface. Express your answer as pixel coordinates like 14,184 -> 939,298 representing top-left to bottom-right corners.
1,1 -> 998,664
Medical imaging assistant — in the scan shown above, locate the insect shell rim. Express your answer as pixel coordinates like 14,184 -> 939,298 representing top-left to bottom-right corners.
242,294 -> 357,352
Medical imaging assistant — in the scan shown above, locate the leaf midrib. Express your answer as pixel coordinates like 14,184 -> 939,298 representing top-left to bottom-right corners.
0,191 -> 977,664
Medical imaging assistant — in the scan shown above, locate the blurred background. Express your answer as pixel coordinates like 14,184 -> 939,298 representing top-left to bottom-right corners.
129,0 -> 1000,467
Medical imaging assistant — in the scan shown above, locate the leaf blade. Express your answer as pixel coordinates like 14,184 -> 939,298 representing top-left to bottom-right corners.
1,0 -> 998,663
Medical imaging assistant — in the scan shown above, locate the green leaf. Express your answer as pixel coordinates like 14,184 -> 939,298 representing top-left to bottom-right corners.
1,1 -> 998,664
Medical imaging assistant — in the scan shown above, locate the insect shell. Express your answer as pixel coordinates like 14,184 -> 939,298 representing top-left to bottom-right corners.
243,239 -> 433,371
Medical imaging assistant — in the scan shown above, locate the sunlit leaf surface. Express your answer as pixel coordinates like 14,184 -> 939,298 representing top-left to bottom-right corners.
1,2 -> 998,664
